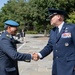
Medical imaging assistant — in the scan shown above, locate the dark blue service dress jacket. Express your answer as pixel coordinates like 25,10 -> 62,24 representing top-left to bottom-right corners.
0,31 -> 31,75
40,23 -> 75,75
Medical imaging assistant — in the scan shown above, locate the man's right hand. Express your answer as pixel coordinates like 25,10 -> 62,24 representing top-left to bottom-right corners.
32,53 -> 40,61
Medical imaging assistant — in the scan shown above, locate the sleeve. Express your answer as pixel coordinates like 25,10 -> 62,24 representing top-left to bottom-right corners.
38,53 -> 43,58
0,38 -> 31,62
39,31 -> 53,59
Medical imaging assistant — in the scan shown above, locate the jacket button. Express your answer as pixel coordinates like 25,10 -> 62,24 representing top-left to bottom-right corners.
56,50 -> 58,52
56,43 -> 57,45
56,57 -> 58,58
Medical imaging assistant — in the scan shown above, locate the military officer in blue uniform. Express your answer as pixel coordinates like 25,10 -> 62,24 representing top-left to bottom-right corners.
33,8 -> 75,75
0,20 -> 32,75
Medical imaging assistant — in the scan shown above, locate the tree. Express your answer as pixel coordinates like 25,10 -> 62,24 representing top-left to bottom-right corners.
0,0 -> 28,28
66,11 -> 75,23
0,0 -> 75,34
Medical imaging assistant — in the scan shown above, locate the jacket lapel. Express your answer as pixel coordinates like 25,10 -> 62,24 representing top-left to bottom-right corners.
52,27 -> 57,43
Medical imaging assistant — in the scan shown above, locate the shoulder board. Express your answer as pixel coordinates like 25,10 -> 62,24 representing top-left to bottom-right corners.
6,34 -> 12,38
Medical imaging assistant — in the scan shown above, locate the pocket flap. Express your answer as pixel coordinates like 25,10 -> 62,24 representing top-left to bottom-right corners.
5,67 -> 16,72
67,56 -> 75,61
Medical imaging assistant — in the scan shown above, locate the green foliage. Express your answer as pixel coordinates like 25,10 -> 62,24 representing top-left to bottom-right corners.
26,30 -> 38,34
66,11 -> 75,23
0,0 -> 75,34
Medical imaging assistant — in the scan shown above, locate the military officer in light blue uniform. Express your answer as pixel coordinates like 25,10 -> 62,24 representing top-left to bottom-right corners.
0,20 -> 32,75
33,8 -> 75,75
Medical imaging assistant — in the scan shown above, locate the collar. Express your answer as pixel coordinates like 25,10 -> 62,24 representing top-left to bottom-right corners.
5,31 -> 13,39
58,21 -> 64,32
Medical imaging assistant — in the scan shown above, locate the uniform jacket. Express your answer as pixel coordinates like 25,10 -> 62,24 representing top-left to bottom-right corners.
40,23 -> 75,75
0,31 -> 31,75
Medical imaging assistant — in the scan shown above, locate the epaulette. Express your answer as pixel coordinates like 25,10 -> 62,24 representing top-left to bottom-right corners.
6,34 -> 12,39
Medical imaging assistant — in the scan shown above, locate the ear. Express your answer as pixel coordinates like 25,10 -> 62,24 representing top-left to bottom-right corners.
8,26 -> 11,29
57,15 -> 61,20
57,15 -> 61,18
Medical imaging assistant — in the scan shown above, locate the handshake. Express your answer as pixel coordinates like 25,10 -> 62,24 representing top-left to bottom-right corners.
32,53 -> 40,61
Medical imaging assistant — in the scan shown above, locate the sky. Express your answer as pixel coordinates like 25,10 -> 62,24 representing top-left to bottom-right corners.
0,0 -> 8,9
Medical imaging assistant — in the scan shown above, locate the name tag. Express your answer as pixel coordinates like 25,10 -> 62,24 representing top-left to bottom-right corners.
61,32 -> 71,38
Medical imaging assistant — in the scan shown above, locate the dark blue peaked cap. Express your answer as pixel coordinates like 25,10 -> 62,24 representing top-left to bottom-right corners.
48,8 -> 68,18
4,20 -> 19,27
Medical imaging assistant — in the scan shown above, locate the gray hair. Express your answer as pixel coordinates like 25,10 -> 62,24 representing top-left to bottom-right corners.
4,25 -> 8,30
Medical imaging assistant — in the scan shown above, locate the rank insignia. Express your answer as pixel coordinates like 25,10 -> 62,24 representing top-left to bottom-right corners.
65,27 -> 68,32
6,34 -> 12,38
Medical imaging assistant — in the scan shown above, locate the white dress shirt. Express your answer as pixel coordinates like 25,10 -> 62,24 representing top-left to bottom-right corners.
58,21 -> 64,33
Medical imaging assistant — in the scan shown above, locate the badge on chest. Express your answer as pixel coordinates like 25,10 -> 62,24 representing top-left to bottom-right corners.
65,43 -> 69,46
61,32 -> 71,38
61,27 -> 71,38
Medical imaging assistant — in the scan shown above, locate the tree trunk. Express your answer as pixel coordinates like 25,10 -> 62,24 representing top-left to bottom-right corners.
44,29 -> 47,37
